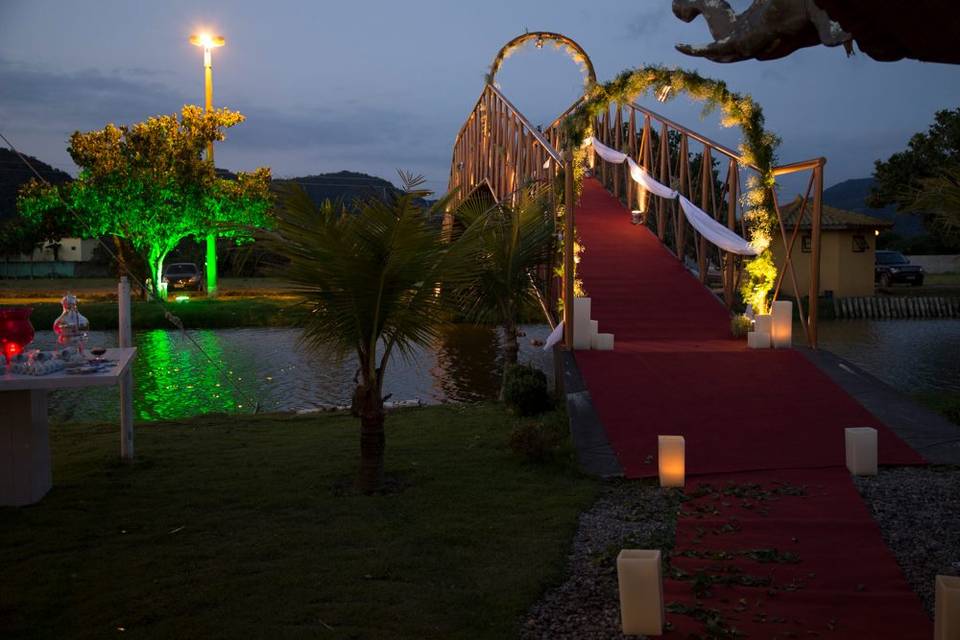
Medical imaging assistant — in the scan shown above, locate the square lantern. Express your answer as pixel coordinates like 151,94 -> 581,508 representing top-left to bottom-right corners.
573,297 -> 592,350
936,575 -> 960,640
617,549 -> 664,636
749,313 -> 772,349
771,300 -> 793,348
747,331 -> 771,349
658,435 -> 685,487
845,427 -> 878,476
593,333 -> 615,350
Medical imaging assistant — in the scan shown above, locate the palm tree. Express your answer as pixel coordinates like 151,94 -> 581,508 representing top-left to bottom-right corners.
456,189 -> 556,393
258,173 -> 481,492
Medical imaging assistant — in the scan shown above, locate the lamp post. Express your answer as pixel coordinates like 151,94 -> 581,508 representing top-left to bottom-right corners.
189,32 -> 225,298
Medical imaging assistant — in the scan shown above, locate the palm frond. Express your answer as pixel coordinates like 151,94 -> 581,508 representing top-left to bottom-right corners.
257,181 -> 486,391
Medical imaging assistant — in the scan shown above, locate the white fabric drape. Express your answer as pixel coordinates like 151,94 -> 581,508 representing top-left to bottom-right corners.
626,158 -> 678,199
677,196 -> 758,256
543,321 -> 564,351
585,136 -> 758,256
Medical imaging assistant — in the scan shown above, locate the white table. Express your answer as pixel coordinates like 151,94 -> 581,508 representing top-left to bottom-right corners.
0,347 -> 136,506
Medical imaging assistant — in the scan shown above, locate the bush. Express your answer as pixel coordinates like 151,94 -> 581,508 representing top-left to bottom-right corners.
509,412 -> 569,462
502,364 -> 552,416
730,314 -> 752,338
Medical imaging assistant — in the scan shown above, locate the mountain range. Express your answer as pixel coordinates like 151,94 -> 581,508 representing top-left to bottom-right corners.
822,177 -> 924,237
0,150 -> 923,236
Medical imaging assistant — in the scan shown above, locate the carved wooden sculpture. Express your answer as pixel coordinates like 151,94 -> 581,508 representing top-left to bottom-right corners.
672,0 -> 850,63
673,0 -> 960,64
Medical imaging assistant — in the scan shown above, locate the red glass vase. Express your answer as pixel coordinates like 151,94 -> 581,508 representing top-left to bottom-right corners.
0,307 -> 35,364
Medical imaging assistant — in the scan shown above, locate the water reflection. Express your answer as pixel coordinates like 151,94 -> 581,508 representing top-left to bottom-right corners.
32,324 -> 553,423
431,325 -> 502,401
814,319 -> 960,394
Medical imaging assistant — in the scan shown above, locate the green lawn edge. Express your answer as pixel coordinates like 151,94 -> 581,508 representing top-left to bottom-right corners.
0,404 -> 599,639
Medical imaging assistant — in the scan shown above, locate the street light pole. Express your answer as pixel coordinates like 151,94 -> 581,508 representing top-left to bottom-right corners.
190,33 -> 225,298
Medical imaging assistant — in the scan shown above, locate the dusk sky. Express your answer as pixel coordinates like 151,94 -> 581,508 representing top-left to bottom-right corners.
2,0 -> 959,194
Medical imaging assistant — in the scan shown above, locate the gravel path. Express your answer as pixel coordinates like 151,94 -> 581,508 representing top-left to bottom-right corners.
520,480 -> 679,640
854,466 -> 960,615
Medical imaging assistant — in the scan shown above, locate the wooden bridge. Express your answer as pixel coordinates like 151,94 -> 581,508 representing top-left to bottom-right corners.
447,32 -> 829,348
446,33 -> 934,638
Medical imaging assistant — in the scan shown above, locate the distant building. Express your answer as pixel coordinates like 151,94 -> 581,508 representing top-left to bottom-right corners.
1,238 -> 99,277
772,197 -> 893,298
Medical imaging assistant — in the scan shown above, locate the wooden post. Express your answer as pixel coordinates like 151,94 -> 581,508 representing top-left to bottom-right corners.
657,123 -> 670,241
627,109 -> 637,212
676,134 -> 690,260
697,147 -> 712,284
724,160 -> 739,307
642,116 -> 653,222
613,106 -> 623,200
809,162 -> 824,348
563,149 -> 576,349
118,277 -> 134,460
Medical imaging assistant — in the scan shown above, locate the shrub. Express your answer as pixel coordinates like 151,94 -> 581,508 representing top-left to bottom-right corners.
730,314 -> 752,338
509,413 -> 569,462
503,364 -> 552,416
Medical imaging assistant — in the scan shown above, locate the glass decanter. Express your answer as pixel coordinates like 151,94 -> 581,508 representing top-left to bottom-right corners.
53,293 -> 90,351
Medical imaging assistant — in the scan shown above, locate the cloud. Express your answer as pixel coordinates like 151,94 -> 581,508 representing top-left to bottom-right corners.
0,58 -> 452,182
623,5 -> 671,39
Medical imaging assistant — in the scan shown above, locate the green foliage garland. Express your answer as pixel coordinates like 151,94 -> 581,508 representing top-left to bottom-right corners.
561,65 -> 781,313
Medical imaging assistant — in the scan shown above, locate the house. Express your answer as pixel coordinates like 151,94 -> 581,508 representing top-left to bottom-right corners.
1,238 -> 100,277
772,196 -> 893,298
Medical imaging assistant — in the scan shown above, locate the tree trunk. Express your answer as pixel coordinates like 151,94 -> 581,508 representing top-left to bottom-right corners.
356,381 -> 386,493
499,319 -> 519,400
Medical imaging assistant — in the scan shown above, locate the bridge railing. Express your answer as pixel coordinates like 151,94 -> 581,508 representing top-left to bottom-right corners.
447,83 -> 565,209
547,100 -> 825,346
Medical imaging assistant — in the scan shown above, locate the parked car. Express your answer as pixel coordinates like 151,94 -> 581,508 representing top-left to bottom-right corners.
875,250 -> 924,288
162,262 -> 204,291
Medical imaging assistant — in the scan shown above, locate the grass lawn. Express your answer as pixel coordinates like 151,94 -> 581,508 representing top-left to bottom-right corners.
0,404 -> 598,639
0,277 -> 294,302
913,391 -> 960,426
26,297 -> 308,330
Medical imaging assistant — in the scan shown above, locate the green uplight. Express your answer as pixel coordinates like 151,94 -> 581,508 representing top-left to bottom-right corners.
175,295 -> 190,303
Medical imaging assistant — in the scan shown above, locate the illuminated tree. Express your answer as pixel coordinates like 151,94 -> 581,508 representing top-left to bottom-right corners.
18,105 -> 272,296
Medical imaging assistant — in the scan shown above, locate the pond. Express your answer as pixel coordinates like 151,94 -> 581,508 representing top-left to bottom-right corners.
812,319 -> 960,394
30,325 -> 554,423
30,319 -> 959,423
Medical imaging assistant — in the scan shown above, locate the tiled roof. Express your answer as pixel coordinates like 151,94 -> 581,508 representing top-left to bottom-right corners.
779,196 -> 894,230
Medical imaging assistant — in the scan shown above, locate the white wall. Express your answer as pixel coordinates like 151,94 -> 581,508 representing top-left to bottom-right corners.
17,238 -> 98,262
907,255 -> 960,274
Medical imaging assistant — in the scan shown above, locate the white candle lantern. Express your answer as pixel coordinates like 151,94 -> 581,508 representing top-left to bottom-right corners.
936,575 -> 960,640
771,300 -> 793,348
754,313 -> 772,334
573,297 -> 592,350
747,331 -> 770,349
593,333 -> 615,350
658,435 -> 685,487
617,549 -> 664,636
844,427 -> 878,476
749,313 -> 772,349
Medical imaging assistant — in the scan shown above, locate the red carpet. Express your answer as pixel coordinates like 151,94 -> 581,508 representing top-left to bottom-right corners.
664,469 -> 931,638
572,178 -> 931,636
573,178 -> 925,477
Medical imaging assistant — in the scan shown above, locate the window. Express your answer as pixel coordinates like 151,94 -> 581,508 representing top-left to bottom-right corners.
801,234 -> 811,253
852,235 -> 868,253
